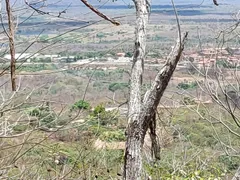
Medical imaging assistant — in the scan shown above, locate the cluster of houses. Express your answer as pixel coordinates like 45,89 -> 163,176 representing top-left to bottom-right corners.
183,48 -> 240,69
2,48 -> 240,71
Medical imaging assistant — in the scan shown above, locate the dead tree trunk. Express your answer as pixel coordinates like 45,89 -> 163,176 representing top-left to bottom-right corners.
77,0 -> 188,179
123,2 -> 188,175
5,0 -> 16,91
123,0 -> 149,179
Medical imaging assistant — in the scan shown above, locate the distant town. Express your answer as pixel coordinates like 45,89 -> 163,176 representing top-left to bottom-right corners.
1,47 -> 240,71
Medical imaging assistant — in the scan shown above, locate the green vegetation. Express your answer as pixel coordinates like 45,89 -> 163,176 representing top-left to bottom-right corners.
71,100 -> 90,111
89,104 -> 119,126
13,124 -> 28,132
39,34 -> 49,42
108,82 -> 128,92
3,72 -> 240,179
144,153 -> 227,179
177,81 -> 198,90
28,105 -> 57,128
74,104 -> 126,142
99,130 -> 125,142
31,57 -> 52,63
19,64 -> 57,72
125,52 -> 133,57
182,96 -> 196,105
7,104 -> 237,179
216,59 -> 236,68
58,51 -> 109,59
6,139 -> 124,179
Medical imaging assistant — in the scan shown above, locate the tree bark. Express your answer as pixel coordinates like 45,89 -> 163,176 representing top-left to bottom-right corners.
149,112 -> 161,160
124,26 -> 188,179
123,0 -> 149,179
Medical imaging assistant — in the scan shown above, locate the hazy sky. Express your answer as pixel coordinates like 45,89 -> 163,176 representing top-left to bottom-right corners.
84,0 -> 240,5
16,0 -> 240,7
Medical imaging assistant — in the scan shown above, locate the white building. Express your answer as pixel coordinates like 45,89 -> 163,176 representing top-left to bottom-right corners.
4,53 -> 39,60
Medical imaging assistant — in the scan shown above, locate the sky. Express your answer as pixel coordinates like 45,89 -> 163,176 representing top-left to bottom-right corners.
32,0 -> 239,6
79,0 -> 240,5
15,0 -> 240,7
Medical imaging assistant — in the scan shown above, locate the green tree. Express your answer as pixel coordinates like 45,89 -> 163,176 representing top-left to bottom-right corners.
125,52 -> 133,58
96,33 -> 105,43
29,105 -> 56,128
71,100 -> 90,111
108,82 -> 129,103
39,34 -> 49,42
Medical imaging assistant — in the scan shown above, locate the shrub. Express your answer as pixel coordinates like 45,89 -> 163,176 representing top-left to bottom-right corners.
177,81 -> 198,90
99,130 -> 126,142
182,97 -> 196,105
92,104 -> 105,116
125,52 -> 133,57
218,155 -> 240,171
108,82 -> 129,92
71,100 -> 90,111
90,104 -> 118,126
13,124 -> 28,132
28,106 -> 56,128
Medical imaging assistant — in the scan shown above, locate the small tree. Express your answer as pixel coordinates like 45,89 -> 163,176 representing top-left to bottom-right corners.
108,82 -> 128,103
71,100 -> 90,111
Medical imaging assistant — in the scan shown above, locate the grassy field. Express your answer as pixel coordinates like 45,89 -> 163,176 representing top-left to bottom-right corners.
1,102 -> 239,179
0,65 -> 240,178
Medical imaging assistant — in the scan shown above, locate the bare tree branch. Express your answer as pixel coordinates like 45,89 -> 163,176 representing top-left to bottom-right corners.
5,0 -> 16,91
80,0 -> 120,26
213,0 -> 219,6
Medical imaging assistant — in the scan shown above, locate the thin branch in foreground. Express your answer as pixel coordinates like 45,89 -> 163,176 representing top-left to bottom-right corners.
5,0 -> 16,91
80,0 -> 120,26
213,0 -> 219,6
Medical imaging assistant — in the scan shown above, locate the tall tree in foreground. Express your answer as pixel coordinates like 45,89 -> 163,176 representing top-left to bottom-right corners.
123,0 -> 149,179
122,0 -> 188,178
123,0 -> 222,179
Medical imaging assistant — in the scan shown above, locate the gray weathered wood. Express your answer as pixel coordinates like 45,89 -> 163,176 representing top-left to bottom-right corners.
123,0 -> 149,179
232,167 -> 240,180
123,0 -> 188,178
124,28 -> 188,179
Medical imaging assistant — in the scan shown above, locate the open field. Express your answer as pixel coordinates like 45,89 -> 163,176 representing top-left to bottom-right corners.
0,3 -> 238,56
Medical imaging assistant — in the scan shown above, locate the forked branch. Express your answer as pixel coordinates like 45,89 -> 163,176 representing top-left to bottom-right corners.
141,32 -> 188,136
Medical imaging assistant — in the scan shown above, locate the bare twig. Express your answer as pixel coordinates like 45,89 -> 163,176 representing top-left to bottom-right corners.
80,0 -> 120,26
213,0 -> 219,6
